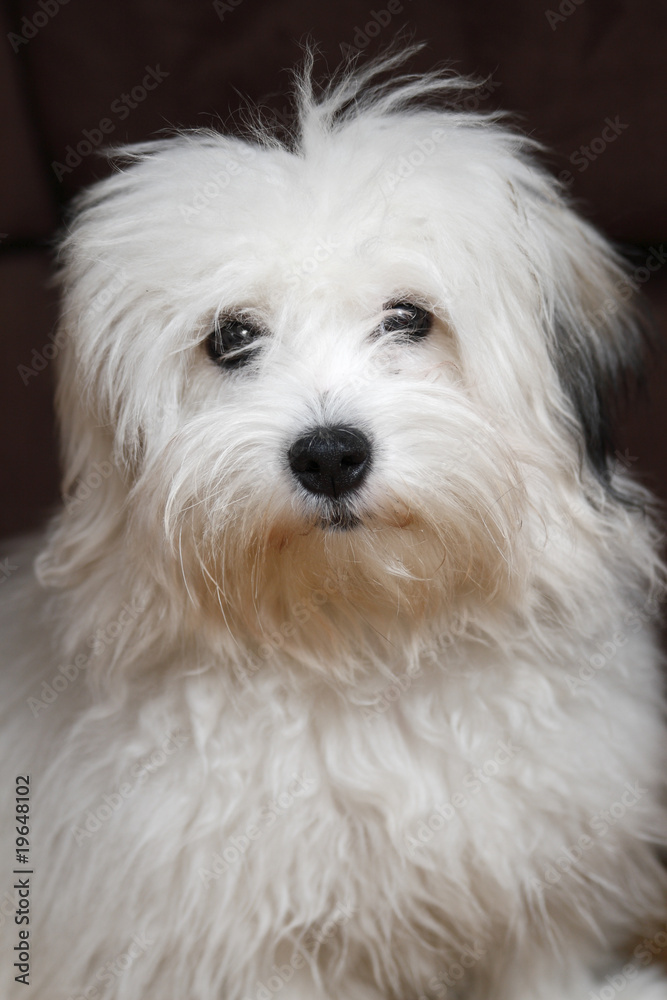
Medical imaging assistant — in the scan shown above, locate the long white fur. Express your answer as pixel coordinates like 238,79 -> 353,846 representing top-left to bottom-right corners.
1,50 -> 666,999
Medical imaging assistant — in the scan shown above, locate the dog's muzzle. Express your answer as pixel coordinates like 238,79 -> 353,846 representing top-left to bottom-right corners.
287,425 -> 371,500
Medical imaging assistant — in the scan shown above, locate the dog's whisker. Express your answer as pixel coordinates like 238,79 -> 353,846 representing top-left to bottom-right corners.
178,525 -> 198,609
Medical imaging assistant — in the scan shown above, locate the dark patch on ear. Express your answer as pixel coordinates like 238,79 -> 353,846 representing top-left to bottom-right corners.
550,305 -> 649,507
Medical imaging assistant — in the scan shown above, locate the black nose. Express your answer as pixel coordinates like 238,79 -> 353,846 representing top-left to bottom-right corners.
288,426 -> 372,499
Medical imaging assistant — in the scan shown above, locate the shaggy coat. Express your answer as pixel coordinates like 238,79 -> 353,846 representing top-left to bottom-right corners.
1,51 -> 666,1000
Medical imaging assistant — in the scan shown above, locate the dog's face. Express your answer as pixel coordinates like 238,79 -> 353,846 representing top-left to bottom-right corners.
48,66 -> 642,661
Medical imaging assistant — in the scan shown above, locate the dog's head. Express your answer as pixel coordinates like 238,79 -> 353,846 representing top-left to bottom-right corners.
40,52 -> 651,668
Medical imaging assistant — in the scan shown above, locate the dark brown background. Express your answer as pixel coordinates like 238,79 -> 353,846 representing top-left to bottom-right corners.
1,0 -> 666,541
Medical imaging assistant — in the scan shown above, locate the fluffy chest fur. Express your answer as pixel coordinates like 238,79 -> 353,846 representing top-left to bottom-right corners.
18,622 -> 659,998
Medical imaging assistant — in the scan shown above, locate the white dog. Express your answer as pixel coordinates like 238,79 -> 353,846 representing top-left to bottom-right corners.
1,49 -> 666,1000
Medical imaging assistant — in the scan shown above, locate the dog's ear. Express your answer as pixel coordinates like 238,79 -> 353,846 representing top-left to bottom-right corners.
36,152 -> 166,588
35,319 -> 129,589
527,188 -> 648,503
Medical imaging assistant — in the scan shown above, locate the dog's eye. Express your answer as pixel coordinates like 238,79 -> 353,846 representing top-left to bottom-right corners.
379,302 -> 433,341
206,317 -> 263,369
